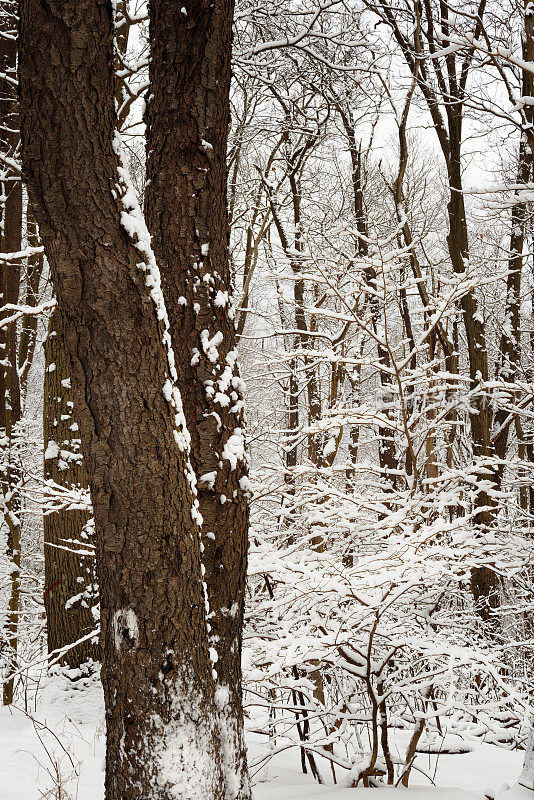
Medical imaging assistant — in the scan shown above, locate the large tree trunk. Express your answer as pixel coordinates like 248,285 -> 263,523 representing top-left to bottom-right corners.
20,1 -> 225,797
43,307 -> 99,669
144,3 -> 250,798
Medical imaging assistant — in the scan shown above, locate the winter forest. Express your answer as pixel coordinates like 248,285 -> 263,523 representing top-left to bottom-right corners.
0,0 -> 533,798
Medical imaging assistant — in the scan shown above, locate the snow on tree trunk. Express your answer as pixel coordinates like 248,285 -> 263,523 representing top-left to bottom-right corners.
0,0 -> 22,704
19,0 -> 225,797
145,1 -> 250,797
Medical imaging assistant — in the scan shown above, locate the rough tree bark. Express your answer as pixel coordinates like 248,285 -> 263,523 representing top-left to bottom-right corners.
20,1 -> 226,797
144,3 -> 250,797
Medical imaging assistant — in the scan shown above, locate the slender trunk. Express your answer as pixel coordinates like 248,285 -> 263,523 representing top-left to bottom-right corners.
20,1 -> 225,796
520,723 -> 534,790
43,307 -> 99,668
0,0 -> 22,703
277,281 -> 299,529
493,140 -> 531,466
18,207 -> 43,401
342,115 -> 399,490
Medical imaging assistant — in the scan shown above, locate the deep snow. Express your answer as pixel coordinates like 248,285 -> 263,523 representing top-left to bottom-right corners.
0,673 -> 526,800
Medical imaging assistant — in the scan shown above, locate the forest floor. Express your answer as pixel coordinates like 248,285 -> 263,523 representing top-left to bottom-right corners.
0,672 -> 528,800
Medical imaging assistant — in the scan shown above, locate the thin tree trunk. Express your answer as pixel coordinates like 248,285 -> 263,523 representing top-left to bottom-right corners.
0,0 -> 22,704
520,723 -> 534,790
18,207 -> 44,402
43,307 -> 99,669
276,280 -> 300,530
342,113 -> 399,490
20,1 -> 225,796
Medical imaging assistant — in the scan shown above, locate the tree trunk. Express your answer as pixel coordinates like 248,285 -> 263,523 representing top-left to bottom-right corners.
342,115 -> 399,492
20,1 -> 225,797
276,279 -> 300,529
0,0 -> 22,705
18,207 -> 44,402
144,3 -> 250,797
43,307 -> 99,669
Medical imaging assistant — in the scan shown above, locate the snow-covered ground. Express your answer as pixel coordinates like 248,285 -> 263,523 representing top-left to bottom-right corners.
0,674 -> 527,800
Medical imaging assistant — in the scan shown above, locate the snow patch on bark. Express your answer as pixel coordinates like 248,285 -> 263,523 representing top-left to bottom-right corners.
214,684 -> 249,800
113,608 -> 139,651
150,686 -> 221,799
222,428 -> 246,470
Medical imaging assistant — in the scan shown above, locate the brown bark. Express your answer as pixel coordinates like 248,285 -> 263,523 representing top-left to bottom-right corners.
0,0 -> 22,705
43,307 -> 99,669
41,1 -> 131,672
20,1 -> 225,797
144,3 -> 250,797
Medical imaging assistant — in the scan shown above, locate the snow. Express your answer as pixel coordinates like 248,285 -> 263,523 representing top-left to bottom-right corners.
223,428 -> 246,470
215,290 -> 229,307
149,681 -> 221,800
199,471 -> 217,489
112,131 -> 203,527
112,607 -> 139,650
201,329 -> 224,363
44,440 -> 60,460
0,674 -> 526,800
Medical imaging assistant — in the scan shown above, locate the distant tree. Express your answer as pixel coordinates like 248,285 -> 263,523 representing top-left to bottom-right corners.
41,1 -> 134,673
43,307 -> 99,669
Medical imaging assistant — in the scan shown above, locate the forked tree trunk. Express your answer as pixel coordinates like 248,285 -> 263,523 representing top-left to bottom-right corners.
20,1 -> 225,797
144,3 -> 250,797
43,307 -> 99,669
